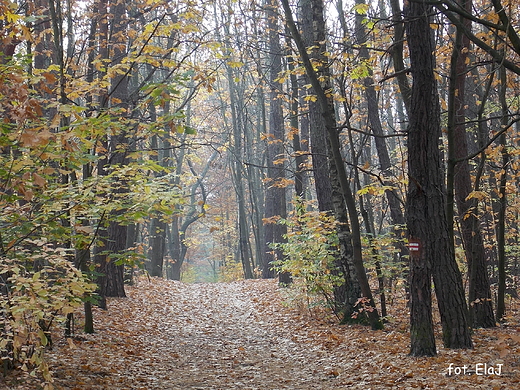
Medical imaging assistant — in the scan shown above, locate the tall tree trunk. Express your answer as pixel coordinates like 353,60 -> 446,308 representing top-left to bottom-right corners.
104,0 -> 129,297
445,0 -> 495,328
404,0 -> 472,351
147,129 -> 167,277
263,0 -> 288,283
286,33 -> 307,199
168,217 -> 183,281
389,0 -> 411,114
496,65 -> 510,320
149,215 -> 166,277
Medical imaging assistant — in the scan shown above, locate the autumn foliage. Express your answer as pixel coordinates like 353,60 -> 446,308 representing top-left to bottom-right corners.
2,0 -> 520,387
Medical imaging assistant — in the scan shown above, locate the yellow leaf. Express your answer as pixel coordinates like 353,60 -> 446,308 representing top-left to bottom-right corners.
62,306 -> 75,315
465,191 -> 488,201
227,60 -> 244,68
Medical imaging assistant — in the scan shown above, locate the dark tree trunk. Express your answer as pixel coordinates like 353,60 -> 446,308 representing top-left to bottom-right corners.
263,0 -> 288,283
99,0 -> 130,297
147,131 -> 168,278
445,0 -> 495,328
149,217 -> 166,277
404,0 -> 472,351
496,66 -> 510,320
286,35 -> 307,199
389,0 -> 412,114
168,217 -> 183,281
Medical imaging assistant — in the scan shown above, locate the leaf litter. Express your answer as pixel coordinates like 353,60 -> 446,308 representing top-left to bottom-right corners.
2,278 -> 519,389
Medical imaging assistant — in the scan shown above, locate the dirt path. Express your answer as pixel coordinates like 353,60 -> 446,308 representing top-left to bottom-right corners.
45,279 -> 347,390
84,279 -> 345,389
4,278 -> 519,389
145,281 -> 333,389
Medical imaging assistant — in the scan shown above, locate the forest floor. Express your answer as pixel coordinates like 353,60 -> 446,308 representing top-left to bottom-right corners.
2,277 -> 520,389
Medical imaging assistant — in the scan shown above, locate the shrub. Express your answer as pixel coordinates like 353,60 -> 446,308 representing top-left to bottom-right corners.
0,241 -> 96,388
272,200 -> 342,316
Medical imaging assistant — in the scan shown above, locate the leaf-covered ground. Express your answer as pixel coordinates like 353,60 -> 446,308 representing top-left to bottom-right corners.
3,278 -> 520,389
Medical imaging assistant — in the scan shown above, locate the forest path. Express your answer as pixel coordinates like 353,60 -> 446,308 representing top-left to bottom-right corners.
50,279 -> 350,390
5,278 -> 519,389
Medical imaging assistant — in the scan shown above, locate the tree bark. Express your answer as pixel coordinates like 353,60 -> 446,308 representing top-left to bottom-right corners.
263,0 -> 288,282
496,65 -> 510,320
389,0 -> 411,114
404,0 -> 472,350
445,0 -> 495,328
101,0 -> 130,297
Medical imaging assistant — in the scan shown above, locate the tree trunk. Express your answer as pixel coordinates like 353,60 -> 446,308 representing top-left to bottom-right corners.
445,0 -> 495,328
404,0 -> 472,351
168,217 -> 183,281
496,65 -> 510,320
99,0 -> 130,298
149,217 -> 166,277
389,0 -> 411,114
286,33 -> 307,199
263,0 -> 288,283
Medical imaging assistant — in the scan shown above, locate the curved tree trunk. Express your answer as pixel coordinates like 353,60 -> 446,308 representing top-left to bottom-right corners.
300,0 -> 360,320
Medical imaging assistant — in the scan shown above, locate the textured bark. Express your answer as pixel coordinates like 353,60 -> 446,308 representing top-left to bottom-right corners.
496,67 -> 510,320
286,37 -> 307,199
408,251 -> 436,356
167,217 -> 183,281
101,0 -> 129,298
445,0 -> 495,328
263,0 -> 288,282
405,0 -> 472,350
149,217 -> 166,277
389,0 -> 411,114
